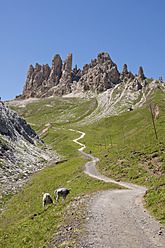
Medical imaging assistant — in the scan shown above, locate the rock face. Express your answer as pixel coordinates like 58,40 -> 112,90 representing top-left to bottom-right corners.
138,66 -> 145,79
47,54 -> 62,87
17,52 -> 147,99
120,64 -> 134,81
77,52 -> 120,92
60,53 -> 72,84
0,101 -> 42,144
159,76 -> 163,84
122,63 -> 128,75
0,100 -> 59,196
58,53 -> 73,95
16,52 -> 120,99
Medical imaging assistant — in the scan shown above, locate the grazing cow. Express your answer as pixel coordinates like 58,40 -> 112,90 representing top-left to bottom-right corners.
43,193 -> 53,207
54,188 -> 71,202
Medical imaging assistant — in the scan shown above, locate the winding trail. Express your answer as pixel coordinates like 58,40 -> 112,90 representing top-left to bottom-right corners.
70,129 -> 165,248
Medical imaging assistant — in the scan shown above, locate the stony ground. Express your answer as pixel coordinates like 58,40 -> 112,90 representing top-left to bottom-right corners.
83,189 -> 165,248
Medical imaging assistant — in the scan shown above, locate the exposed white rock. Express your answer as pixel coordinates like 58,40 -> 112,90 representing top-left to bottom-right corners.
0,100 -> 59,196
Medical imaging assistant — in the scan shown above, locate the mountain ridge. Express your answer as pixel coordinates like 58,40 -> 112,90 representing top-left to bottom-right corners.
16,52 -> 157,100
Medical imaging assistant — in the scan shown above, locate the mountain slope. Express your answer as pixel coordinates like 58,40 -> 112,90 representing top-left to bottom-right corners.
64,78 -> 164,125
1,72 -> 165,247
0,100 -> 59,197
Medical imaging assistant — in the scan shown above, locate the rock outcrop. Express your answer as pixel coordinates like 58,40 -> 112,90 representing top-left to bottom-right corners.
128,78 -> 143,91
158,76 -> 163,84
60,53 -> 72,85
47,54 -> 62,87
16,52 -> 120,99
77,52 -> 120,92
0,101 -> 42,144
0,100 -> 59,196
17,52 -> 148,99
138,66 -> 145,79
120,64 -> 134,81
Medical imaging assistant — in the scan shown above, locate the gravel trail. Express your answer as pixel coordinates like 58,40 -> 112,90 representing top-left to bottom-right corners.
71,129 -> 165,248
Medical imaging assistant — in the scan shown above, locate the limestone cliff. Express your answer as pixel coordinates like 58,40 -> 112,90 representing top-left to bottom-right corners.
16,52 -> 154,99
0,100 -> 59,195
16,52 -> 121,99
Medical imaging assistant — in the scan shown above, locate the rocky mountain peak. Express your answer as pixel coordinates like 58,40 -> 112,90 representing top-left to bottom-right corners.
27,64 -> 34,76
122,64 -> 128,74
16,52 -> 148,99
138,66 -> 145,79
59,53 -> 72,85
52,54 -> 62,73
97,52 -> 111,64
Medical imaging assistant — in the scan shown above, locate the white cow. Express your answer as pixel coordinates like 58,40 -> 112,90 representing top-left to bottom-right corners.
54,188 -> 71,202
43,193 -> 53,207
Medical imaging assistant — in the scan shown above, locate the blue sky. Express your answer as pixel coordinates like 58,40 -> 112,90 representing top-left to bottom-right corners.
0,0 -> 165,101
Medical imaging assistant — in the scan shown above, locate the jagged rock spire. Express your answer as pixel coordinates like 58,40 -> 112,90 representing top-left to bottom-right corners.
138,66 -> 145,79
59,53 -> 72,85
17,52 -> 123,99
122,64 -> 128,74
52,54 -> 62,75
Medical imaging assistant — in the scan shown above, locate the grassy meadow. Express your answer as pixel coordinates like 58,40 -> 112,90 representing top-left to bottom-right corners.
0,157 -> 120,247
81,89 -> 165,224
1,87 -> 165,246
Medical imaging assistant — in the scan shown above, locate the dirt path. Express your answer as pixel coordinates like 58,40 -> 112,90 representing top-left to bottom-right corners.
71,129 -> 165,248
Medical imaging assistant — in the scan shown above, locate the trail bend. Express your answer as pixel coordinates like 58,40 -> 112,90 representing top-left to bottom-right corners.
70,129 -> 165,248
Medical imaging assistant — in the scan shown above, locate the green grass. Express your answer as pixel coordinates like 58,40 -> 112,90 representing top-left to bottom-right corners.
144,177 -> 165,224
0,157 -> 121,248
77,89 -> 165,223
42,127 -> 81,159
10,97 -> 97,133
2,87 -> 165,247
